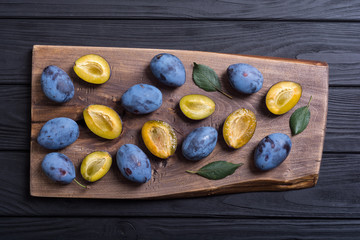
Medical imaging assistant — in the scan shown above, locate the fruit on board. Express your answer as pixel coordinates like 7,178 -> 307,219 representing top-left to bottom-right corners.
41,65 -> 74,103
266,81 -> 302,115
116,144 -> 152,183
227,63 -> 263,94
182,126 -> 218,161
254,133 -> 292,171
142,120 -> 177,159
73,54 -> 111,84
81,151 -> 112,182
223,108 -> 256,149
41,152 -> 75,184
121,83 -> 162,114
83,104 -> 122,139
37,117 -> 79,150
150,53 -> 186,87
179,94 -> 215,120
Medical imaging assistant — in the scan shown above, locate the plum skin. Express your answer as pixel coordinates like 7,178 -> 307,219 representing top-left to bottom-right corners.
182,127 -> 218,161
116,144 -> 152,183
227,63 -> 263,94
121,83 -> 162,114
37,117 -> 79,150
41,152 -> 75,184
254,133 -> 292,171
150,53 -> 186,87
41,65 -> 74,103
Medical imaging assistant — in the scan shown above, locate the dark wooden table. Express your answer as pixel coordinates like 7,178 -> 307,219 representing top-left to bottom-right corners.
1,1 -> 360,239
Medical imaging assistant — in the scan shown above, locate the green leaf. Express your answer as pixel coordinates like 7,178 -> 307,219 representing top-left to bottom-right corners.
192,63 -> 232,99
290,96 -> 312,135
186,161 -> 243,180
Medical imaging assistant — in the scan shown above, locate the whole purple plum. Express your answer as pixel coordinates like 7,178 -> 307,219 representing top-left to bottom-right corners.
150,53 -> 186,87
121,84 -> 162,114
116,144 -> 152,183
37,117 -> 79,150
254,133 -> 292,171
41,152 -> 75,184
41,65 -> 74,103
182,127 -> 218,161
227,63 -> 263,94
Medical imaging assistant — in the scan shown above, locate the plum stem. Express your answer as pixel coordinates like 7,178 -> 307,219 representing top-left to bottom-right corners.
73,179 -> 89,189
306,96 -> 313,108
216,88 -> 233,99
186,170 -> 198,174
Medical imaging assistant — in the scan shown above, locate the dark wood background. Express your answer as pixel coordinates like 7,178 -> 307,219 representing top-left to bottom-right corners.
1,1 -> 360,239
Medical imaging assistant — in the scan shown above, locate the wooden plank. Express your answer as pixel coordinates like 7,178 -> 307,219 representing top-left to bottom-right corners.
0,19 -> 359,86
30,45 -> 328,199
324,87 -> 360,152
0,85 -> 30,150
1,1 -> 360,20
1,152 -> 360,217
1,217 -> 360,240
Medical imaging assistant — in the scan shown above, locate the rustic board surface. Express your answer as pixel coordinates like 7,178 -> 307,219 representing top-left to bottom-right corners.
30,45 -> 328,199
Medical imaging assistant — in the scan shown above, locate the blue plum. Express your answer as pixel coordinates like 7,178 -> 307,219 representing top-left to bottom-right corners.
37,117 -> 79,150
227,63 -> 263,94
182,127 -> 218,161
41,152 -> 75,184
150,53 -> 186,87
121,84 -> 162,114
41,65 -> 74,103
254,133 -> 292,171
116,144 -> 151,183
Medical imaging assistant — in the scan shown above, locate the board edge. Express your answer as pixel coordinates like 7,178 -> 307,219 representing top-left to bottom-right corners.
32,45 -> 328,67
29,174 -> 318,199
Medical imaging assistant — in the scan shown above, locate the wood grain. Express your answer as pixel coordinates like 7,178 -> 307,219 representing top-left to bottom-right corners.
1,0 -> 360,20
0,19 -> 359,86
1,217 -> 360,240
324,88 -> 360,152
0,86 -> 358,152
30,45 -> 328,199
0,85 -> 30,151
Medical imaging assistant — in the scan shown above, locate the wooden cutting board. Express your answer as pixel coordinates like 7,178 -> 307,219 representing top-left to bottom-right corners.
30,45 -> 328,199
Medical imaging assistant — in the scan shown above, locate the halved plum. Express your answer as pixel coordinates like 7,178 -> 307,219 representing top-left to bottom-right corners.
141,120 -> 177,159
266,81 -> 302,115
73,54 -> 111,84
179,94 -> 215,120
83,104 -> 122,139
81,151 -> 112,182
223,108 -> 257,149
